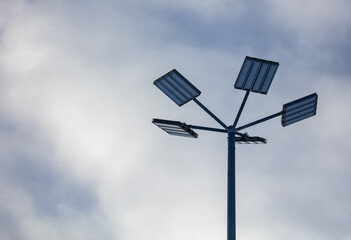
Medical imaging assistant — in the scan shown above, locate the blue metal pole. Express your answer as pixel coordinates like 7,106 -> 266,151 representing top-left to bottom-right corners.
236,111 -> 282,131
233,90 -> 250,127
227,131 -> 236,240
189,125 -> 227,133
193,98 -> 228,130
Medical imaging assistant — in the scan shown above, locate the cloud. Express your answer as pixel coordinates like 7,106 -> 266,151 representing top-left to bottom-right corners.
0,0 -> 350,239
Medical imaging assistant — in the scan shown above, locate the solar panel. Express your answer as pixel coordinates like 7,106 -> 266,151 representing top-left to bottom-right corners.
154,69 -> 201,106
234,56 -> 279,94
282,93 -> 318,127
152,118 -> 198,138
235,134 -> 266,144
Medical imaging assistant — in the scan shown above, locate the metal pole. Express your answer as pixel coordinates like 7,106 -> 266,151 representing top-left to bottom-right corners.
235,111 -> 283,131
233,90 -> 250,127
193,98 -> 228,130
188,125 -> 227,133
227,131 -> 236,240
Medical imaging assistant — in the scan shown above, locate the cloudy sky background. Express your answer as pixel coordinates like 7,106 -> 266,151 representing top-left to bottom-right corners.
0,0 -> 351,239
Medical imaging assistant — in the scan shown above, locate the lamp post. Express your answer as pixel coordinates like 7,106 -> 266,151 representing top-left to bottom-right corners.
152,56 -> 318,240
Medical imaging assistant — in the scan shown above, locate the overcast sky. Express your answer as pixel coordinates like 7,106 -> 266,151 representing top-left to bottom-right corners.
0,0 -> 351,239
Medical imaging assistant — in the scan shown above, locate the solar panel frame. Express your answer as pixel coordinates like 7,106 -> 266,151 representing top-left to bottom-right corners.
282,93 -> 318,127
234,56 -> 279,94
152,118 -> 198,138
154,69 -> 201,106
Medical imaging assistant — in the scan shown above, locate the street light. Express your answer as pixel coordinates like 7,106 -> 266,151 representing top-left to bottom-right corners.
152,118 -> 198,138
154,69 -> 201,106
234,56 -> 279,94
152,56 -> 318,240
282,93 -> 318,127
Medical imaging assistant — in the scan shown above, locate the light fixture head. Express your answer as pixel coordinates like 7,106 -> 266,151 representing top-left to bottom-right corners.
282,93 -> 318,127
235,56 -> 279,94
152,118 -> 198,138
235,133 -> 267,144
154,69 -> 201,106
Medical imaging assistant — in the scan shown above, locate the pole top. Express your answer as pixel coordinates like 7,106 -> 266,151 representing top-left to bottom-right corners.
228,125 -> 235,133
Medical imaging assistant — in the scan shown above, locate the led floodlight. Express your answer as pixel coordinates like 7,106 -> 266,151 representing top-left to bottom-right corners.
152,118 -> 198,138
154,69 -> 201,106
282,93 -> 318,127
235,134 -> 267,144
235,56 -> 279,94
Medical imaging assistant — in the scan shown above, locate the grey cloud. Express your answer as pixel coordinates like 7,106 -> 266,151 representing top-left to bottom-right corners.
0,207 -> 20,240
3,155 -> 98,217
0,0 -> 351,239
0,113 -> 98,216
